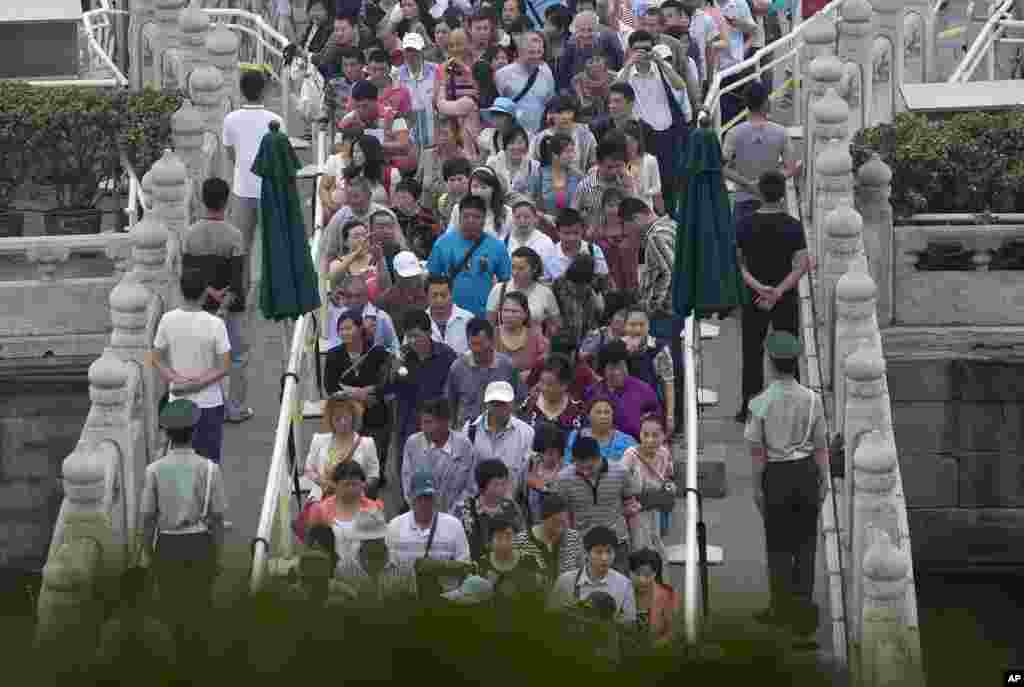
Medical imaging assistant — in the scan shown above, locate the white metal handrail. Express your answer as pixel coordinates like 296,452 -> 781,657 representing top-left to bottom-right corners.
81,8 -> 130,87
948,0 -> 1015,82
681,315 -> 701,643
250,230 -> 320,593
698,0 -> 848,134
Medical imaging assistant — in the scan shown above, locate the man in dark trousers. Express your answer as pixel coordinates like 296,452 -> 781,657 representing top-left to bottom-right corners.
140,400 -> 228,653
734,170 -> 814,423
745,331 -> 828,649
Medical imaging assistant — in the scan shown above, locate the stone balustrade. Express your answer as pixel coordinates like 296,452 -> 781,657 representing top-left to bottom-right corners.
0,233 -> 134,283
892,223 -> 1024,326
35,155 -> 185,651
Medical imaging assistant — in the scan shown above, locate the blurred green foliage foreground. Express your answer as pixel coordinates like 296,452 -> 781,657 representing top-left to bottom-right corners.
18,586 -> 847,687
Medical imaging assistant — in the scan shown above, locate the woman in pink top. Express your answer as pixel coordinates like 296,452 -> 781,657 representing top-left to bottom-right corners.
494,291 -> 549,382
621,414 -> 674,561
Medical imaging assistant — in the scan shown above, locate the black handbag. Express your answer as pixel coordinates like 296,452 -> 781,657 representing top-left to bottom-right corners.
639,482 -> 677,513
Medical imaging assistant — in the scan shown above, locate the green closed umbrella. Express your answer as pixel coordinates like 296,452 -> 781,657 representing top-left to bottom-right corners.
671,126 -> 749,319
252,121 -> 321,322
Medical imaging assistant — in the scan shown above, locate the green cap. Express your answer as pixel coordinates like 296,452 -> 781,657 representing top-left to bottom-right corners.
159,399 -> 202,430
765,331 -> 802,360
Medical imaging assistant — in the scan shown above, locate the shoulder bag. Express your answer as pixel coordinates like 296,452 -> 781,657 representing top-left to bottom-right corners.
512,67 -> 541,104
449,234 -> 486,282
636,455 -> 677,513
291,435 -> 360,542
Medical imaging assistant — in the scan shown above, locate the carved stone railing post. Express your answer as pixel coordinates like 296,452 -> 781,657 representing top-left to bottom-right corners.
871,0 -> 905,120
207,24 -> 240,114
109,279 -> 153,358
26,244 -> 72,281
856,155 -> 894,328
804,56 -> 842,221
810,88 -> 851,257
172,99 -> 206,223
153,0 -> 186,86
838,0 -> 874,131
800,19 -> 839,128
859,530 -> 924,687
177,0 -> 210,83
821,203 -> 865,388
814,144 -> 855,288
106,238 -> 134,279
149,149 -> 188,289
834,267 -> 877,426
131,215 -> 172,304
190,65 -> 226,140
849,431 -> 899,646
843,346 -> 891,562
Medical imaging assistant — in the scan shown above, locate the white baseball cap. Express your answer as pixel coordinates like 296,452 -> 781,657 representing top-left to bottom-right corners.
484,381 -> 515,404
402,32 -> 426,51
393,251 -> 424,278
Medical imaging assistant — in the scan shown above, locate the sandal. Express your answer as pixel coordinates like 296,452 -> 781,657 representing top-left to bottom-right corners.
227,407 -> 255,423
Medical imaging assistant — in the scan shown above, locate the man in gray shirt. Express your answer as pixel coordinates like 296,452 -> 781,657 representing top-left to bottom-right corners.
182,177 -> 252,424
401,398 -> 476,515
721,82 -> 801,224
443,317 -> 526,428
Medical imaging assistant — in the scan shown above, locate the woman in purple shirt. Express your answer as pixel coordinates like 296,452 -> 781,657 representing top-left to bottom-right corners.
583,340 -> 662,440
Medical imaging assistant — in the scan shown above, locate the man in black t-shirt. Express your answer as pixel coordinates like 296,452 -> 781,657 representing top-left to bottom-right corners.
734,171 -> 814,423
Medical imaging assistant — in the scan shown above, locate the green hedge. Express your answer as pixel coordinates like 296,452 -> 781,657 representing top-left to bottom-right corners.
850,111 -> 1024,218
0,83 -> 183,209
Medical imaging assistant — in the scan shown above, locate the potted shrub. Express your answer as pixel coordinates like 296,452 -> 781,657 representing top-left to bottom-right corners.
851,111 -> 1024,218
27,86 -> 121,235
0,83 -> 33,237
114,88 -> 185,179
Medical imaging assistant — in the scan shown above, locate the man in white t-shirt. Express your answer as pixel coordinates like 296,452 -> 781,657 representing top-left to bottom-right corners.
149,268 -> 232,464
222,69 -> 284,305
545,208 -> 610,290
502,197 -> 557,280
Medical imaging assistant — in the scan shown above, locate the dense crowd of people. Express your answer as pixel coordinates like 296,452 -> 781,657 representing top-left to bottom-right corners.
137,0 -> 833,664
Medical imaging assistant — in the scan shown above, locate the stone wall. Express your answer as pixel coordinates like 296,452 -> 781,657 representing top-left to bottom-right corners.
885,355 -> 1024,567
0,373 -> 92,571
892,224 -> 1024,326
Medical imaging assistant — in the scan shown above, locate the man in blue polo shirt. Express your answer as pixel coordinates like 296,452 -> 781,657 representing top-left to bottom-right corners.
427,195 -> 512,316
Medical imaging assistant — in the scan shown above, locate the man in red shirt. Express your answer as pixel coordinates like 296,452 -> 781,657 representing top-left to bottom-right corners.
340,74 -> 416,173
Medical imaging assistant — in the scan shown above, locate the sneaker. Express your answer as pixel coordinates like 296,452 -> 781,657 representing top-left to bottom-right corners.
734,408 -> 749,424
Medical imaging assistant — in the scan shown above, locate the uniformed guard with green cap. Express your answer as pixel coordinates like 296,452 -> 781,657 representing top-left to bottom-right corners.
743,330 -> 829,648
140,399 -> 228,650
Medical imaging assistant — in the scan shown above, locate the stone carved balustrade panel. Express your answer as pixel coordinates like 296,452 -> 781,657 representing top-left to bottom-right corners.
0,234 -> 133,283
894,224 -> 1024,325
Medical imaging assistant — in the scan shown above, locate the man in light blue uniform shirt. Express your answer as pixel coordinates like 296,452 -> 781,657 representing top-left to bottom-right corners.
494,32 -> 557,135
427,195 -> 513,316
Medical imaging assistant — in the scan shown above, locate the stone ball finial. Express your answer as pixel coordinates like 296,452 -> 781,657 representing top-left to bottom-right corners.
804,17 -> 838,45
810,56 -> 844,85
845,347 -> 886,381
172,99 -> 204,135
62,446 -> 107,496
863,531 -> 909,582
178,0 -> 208,34
206,23 -> 240,56
836,268 -> 877,303
825,203 -> 863,238
858,153 -> 893,186
816,144 -> 853,177
149,149 -> 187,187
109,278 -> 152,316
854,430 -> 898,475
88,350 -> 131,390
132,215 -> 170,251
190,65 -> 225,94
841,0 -> 873,22
813,87 -> 850,124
